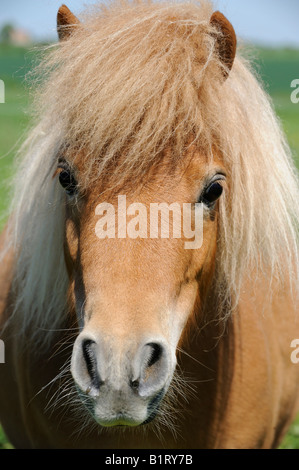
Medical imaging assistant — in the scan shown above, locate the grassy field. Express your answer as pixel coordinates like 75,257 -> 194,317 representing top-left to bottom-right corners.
0,44 -> 35,224
0,44 -> 299,449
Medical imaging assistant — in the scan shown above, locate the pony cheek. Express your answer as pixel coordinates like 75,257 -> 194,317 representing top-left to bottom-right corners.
65,219 -> 79,259
167,282 -> 199,350
64,219 -> 80,277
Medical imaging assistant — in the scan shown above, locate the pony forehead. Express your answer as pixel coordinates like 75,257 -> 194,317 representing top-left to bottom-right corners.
58,141 -> 223,197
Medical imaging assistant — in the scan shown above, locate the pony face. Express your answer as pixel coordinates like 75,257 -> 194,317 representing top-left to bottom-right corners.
50,0 -> 235,430
61,147 -> 226,426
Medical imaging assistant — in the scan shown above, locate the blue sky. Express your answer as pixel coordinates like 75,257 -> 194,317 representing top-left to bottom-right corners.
0,0 -> 299,46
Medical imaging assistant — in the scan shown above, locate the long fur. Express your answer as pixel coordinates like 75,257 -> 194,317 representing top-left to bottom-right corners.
1,0 -> 299,345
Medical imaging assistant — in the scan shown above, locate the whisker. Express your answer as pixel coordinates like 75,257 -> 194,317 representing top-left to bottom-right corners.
176,345 -> 215,372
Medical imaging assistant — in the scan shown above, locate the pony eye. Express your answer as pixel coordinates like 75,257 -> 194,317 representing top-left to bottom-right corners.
201,181 -> 223,207
58,168 -> 78,196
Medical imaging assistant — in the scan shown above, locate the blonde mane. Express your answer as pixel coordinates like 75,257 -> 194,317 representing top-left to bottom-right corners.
2,0 -> 299,345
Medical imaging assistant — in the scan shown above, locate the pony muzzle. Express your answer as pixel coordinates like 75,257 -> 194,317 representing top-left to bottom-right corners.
71,332 -> 174,426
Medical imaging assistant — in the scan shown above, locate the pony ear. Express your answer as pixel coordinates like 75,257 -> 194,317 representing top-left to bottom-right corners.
210,11 -> 237,79
57,4 -> 80,41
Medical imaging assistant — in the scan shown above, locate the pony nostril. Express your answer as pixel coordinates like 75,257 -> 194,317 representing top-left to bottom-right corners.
130,379 -> 140,391
136,342 -> 169,398
82,339 -> 102,390
146,343 -> 163,368
130,343 -> 164,395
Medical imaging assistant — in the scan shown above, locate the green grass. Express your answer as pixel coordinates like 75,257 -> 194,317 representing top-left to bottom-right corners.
0,82 -> 30,220
0,44 -> 299,449
0,44 -> 42,223
0,46 -> 34,224
255,47 -> 299,167
0,427 -> 13,449
280,421 -> 299,450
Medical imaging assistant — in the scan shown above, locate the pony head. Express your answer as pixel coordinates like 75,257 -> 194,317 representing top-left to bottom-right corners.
6,1 -> 299,429
56,2 -> 236,427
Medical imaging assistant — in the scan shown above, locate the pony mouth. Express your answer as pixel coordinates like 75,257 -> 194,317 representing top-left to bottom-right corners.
76,386 -> 165,428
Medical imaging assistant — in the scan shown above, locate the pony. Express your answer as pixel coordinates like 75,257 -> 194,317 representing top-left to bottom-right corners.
0,0 -> 299,449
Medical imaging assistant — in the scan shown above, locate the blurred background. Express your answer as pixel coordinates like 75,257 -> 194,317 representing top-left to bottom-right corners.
0,0 -> 299,449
